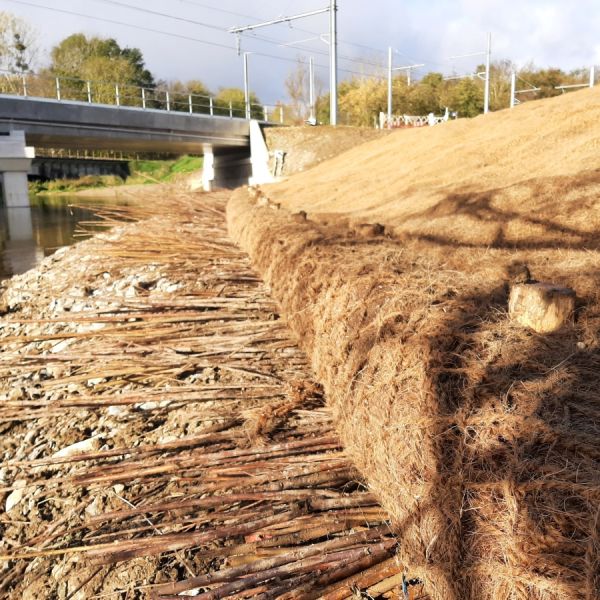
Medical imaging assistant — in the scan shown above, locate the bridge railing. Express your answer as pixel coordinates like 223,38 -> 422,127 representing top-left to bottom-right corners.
0,70 -> 285,123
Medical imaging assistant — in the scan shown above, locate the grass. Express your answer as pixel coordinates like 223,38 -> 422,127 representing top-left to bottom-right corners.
30,155 -> 203,195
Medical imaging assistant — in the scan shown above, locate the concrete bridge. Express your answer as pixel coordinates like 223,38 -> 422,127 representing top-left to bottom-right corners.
0,95 -> 274,207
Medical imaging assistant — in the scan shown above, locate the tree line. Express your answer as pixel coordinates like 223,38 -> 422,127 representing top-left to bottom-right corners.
0,10 -> 595,126
286,58 -> 596,126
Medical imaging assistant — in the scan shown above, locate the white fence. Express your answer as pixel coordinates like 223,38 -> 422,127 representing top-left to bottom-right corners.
378,108 -> 450,129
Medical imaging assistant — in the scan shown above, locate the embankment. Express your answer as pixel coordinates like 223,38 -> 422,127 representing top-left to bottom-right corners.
228,88 -> 600,600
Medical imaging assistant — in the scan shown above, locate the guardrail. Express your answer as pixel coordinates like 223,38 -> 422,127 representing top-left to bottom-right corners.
0,69 -> 285,123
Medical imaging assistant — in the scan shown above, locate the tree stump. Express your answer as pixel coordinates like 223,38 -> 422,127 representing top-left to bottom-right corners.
508,282 -> 575,334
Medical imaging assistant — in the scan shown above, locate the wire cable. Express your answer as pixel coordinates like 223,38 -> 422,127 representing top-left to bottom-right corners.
4,0 -> 382,78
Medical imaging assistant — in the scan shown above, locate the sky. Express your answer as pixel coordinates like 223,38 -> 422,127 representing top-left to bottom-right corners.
2,0 -> 599,105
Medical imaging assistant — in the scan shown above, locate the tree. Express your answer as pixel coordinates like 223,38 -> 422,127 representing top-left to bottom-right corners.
285,58 -> 309,123
449,77 -> 484,117
164,79 -> 212,113
488,60 -> 514,111
213,87 -> 262,119
338,77 -> 386,126
46,34 -> 156,105
284,57 -> 324,124
408,72 -> 444,114
0,11 -> 36,73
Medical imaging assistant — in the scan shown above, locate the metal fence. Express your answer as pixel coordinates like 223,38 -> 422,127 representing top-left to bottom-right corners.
0,69 -> 285,123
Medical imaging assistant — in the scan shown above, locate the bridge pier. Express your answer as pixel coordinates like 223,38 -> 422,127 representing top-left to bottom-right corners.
0,131 -> 34,208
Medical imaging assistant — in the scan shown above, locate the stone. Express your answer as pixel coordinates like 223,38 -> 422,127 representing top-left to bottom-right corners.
5,480 -> 26,512
509,282 -> 576,334
52,435 -> 102,459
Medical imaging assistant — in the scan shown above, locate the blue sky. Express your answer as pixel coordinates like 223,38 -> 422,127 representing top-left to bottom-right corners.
2,0 -> 599,104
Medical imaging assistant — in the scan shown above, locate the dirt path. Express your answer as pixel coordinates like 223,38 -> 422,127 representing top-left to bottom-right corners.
0,190 -> 408,599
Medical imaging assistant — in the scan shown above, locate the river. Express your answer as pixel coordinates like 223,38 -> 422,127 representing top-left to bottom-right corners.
0,195 -> 122,281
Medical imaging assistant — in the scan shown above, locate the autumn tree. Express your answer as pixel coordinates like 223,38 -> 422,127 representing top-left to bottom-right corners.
163,79 -> 212,113
213,87 -> 262,119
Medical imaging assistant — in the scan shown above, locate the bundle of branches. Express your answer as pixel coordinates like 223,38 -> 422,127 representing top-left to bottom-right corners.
0,190 -> 406,599
227,189 -> 600,600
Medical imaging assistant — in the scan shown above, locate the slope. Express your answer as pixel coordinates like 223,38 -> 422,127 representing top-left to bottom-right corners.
228,88 -> 600,600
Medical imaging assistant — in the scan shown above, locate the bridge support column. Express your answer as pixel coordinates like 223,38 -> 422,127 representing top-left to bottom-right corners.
201,144 -> 215,192
0,131 -> 34,208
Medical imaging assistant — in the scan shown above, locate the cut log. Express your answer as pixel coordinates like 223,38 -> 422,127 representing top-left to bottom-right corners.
508,282 -> 576,334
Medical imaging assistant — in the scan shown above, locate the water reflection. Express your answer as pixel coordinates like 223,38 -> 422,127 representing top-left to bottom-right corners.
0,195 -> 120,281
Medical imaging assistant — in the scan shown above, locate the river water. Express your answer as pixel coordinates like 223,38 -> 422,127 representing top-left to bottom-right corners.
0,195 -> 119,282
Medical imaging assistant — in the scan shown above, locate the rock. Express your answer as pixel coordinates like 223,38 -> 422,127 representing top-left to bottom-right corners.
5,480 -> 26,512
509,282 -> 576,334
85,495 -> 103,517
107,405 -> 126,417
52,435 -> 102,459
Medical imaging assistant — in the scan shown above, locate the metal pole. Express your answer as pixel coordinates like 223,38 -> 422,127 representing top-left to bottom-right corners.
115,84 -> 120,106
142,87 -> 146,109
188,94 -> 193,114
264,105 -> 268,121
87,81 -> 92,103
229,7 -> 330,33
166,90 -> 170,111
243,52 -> 250,119
510,71 -> 516,108
590,65 -> 596,88
329,0 -> 338,126
309,56 -> 315,122
484,32 -> 491,114
387,46 -> 392,129
209,96 -> 214,116
56,77 -> 61,101
229,101 -> 233,118
22,75 -> 27,97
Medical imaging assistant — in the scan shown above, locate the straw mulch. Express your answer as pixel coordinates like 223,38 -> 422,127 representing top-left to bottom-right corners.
227,187 -> 600,600
0,190 -> 408,599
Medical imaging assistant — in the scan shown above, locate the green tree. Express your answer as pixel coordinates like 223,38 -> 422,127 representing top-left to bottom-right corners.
408,72 -> 444,114
449,77 -> 484,117
46,34 -> 155,104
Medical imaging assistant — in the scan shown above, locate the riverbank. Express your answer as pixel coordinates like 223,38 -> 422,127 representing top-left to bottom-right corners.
0,186 -> 403,599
